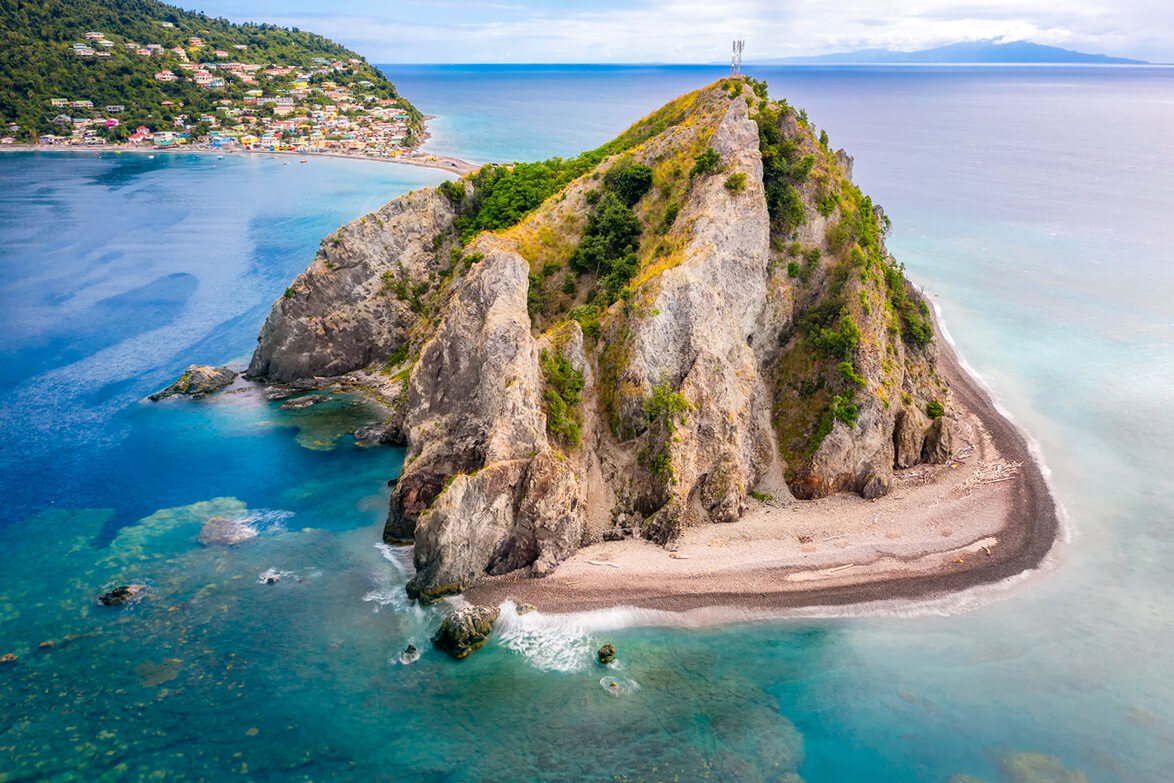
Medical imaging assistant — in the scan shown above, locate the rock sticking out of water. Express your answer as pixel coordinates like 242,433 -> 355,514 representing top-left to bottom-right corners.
264,386 -> 297,400
432,605 -> 500,660
354,423 -> 388,446
97,584 -> 148,606
600,675 -> 640,696
516,603 -> 537,616
1,653 -> 17,664
597,644 -> 616,664
198,516 -> 258,547
149,365 -> 237,401
279,394 -> 330,411
400,644 -> 420,664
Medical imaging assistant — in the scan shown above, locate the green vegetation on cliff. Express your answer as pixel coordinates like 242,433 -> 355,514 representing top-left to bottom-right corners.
540,348 -> 585,448
753,101 -> 815,236
435,78 -> 938,499
746,78 -> 937,491
0,0 -> 419,138
445,91 -> 703,244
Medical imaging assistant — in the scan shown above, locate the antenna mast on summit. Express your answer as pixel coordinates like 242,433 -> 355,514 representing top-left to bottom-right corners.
731,38 -> 744,77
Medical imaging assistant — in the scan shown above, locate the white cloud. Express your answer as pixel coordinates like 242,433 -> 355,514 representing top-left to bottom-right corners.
187,0 -> 1174,62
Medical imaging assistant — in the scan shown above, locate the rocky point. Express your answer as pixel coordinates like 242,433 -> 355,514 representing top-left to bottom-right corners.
247,79 -> 954,603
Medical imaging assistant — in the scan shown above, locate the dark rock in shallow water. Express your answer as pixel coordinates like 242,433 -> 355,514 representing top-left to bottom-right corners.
279,394 -> 329,411
516,603 -> 536,616
98,584 -> 147,606
149,365 -> 237,401
198,516 -> 257,546
0,653 -> 16,664
264,386 -> 297,401
355,423 -> 389,446
432,605 -> 500,660
597,644 -> 616,664
356,421 -> 407,447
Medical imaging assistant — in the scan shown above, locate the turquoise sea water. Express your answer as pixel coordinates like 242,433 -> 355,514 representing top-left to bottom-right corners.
2,66 -> 1173,781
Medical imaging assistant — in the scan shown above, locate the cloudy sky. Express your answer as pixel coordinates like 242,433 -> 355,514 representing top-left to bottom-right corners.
176,0 -> 1171,63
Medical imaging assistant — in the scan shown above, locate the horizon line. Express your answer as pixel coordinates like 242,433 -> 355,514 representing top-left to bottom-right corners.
370,61 -> 1170,68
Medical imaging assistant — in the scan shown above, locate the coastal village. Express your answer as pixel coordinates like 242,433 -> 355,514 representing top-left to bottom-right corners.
4,27 -> 419,157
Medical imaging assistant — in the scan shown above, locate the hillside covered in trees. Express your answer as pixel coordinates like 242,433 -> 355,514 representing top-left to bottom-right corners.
0,0 -> 420,140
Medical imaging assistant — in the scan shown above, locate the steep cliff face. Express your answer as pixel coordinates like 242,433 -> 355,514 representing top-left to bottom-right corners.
249,189 -> 459,381
249,79 -> 954,602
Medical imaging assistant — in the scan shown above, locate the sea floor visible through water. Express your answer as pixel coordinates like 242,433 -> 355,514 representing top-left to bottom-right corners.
1,65 -> 1173,781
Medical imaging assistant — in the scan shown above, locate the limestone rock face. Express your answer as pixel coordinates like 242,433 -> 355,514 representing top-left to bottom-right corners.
432,605 -> 500,659
389,249 -> 585,600
609,98 -> 785,534
248,189 -> 458,382
149,365 -> 236,401
249,80 -> 954,598
384,249 -> 548,540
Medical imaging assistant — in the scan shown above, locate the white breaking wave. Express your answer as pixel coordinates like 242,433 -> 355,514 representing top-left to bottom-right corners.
490,556 -> 1063,633
929,299 -> 1075,546
365,543 -> 449,627
241,508 -> 294,534
600,675 -> 641,696
375,542 -> 416,579
257,567 -> 293,584
492,600 -> 596,672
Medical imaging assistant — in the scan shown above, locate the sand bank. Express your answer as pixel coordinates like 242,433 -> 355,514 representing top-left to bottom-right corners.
467,335 -> 1060,615
0,143 -> 480,176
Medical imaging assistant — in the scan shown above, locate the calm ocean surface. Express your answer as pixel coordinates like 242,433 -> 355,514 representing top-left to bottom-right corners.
1,65 -> 1172,781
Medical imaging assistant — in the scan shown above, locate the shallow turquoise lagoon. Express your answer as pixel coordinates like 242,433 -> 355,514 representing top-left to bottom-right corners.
2,67 -> 1174,781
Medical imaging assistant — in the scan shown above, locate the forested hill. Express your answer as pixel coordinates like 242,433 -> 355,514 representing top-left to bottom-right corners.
0,0 -> 421,139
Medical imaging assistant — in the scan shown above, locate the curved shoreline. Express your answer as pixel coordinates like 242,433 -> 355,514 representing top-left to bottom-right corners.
0,143 -> 481,176
466,321 -> 1061,616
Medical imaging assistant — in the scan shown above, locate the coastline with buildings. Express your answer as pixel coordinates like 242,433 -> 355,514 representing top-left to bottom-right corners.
0,141 -> 479,175
2,23 -> 427,159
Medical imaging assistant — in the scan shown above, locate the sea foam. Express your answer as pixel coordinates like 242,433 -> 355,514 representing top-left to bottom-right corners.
493,600 -> 595,672
930,299 -> 1075,546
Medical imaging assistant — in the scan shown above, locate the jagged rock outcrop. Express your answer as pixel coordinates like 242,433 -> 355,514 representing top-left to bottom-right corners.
97,584 -> 147,606
248,189 -> 459,381
248,79 -> 954,600
148,365 -> 236,400
432,605 -> 500,659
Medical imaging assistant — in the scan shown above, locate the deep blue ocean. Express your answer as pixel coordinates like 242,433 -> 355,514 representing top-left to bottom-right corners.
1,65 -> 1172,781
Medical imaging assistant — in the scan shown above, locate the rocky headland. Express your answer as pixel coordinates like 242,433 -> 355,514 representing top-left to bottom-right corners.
247,78 -> 1059,611
148,365 -> 237,401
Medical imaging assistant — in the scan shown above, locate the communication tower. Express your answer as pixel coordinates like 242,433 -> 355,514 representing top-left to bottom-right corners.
731,39 -> 744,77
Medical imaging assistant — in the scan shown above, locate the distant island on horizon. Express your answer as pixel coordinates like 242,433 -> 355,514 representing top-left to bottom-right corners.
751,40 -> 1149,65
